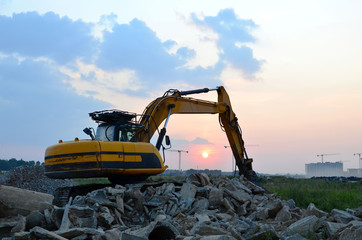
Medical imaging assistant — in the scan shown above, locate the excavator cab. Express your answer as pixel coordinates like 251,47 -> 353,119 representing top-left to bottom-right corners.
95,123 -> 134,142
89,110 -> 141,142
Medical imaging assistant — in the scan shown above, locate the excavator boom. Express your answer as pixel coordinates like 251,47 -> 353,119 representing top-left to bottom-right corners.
135,86 -> 253,176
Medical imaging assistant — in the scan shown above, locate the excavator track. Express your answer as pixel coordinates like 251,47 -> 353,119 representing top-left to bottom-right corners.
53,184 -> 111,207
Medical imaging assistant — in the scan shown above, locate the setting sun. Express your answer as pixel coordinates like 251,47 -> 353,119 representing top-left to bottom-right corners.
202,152 -> 209,158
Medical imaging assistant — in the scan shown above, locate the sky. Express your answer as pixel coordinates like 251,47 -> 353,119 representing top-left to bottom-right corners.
1,0 -> 362,174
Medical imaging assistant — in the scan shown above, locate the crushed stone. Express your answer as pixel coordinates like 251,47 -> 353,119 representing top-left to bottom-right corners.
0,165 -> 75,195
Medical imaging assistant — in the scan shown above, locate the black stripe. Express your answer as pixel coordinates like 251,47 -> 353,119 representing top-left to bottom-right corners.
45,152 -> 162,173
45,161 -> 99,172
45,151 -> 98,160
45,151 -> 146,160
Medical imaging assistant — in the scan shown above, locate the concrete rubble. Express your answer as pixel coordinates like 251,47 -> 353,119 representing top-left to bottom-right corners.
0,165 -> 75,195
0,171 -> 361,240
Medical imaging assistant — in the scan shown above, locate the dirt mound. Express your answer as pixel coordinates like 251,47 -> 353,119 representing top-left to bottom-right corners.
0,165 -> 75,195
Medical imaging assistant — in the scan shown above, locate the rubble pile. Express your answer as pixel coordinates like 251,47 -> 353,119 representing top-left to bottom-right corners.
0,166 -> 75,195
0,173 -> 361,240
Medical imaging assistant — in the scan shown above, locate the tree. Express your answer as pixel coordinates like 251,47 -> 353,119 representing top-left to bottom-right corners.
0,160 -> 11,170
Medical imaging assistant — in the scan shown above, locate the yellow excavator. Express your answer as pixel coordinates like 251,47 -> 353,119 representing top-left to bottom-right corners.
44,86 -> 254,184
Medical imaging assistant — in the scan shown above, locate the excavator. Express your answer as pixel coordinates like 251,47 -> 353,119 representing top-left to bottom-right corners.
44,86 -> 254,184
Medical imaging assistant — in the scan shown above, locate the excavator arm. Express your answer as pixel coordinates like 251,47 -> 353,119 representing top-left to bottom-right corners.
135,86 -> 253,176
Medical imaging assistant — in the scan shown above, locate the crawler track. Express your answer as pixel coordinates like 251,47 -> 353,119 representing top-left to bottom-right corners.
53,184 -> 111,207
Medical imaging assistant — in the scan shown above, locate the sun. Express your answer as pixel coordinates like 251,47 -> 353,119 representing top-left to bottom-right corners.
202,152 -> 209,158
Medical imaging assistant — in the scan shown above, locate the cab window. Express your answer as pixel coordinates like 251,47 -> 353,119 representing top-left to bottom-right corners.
95,124 -> 115,141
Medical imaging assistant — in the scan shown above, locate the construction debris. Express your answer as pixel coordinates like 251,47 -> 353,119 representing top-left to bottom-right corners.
0,171 -> 361,239
0,165 -> 75,195
0,185 -> 53,217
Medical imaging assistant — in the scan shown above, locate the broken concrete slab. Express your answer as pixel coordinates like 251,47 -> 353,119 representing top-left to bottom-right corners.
186,173 -> 211,187
224,189 -> 252,203
56,227 -> 105,239
337,225 -> 362,240
86,189 -> 117,208
13,231 -> 31,240
180,183 -> 197,200
231,178 -> 252,194
324,221 -> 347,237
191,221 -> 228,236
275,205 -> 292,222
68,205 -> 97,228
11,215 -> 26,233
331,209 -> 361,224
30,226 -> 67,240
189,198 -> 209,214
0,219 -> 18,239
103,228 -> 121,240
98,206 -> 115,229
283,215 -> 318,237
246,223 -> 278,240
265,199 -> 283,219
209,188 -> 224,207
222,198 -> 235,212
196,214 -> 210,223
25,210 -> 46,230
0,185 -> 53,217
305,203 -> 328,218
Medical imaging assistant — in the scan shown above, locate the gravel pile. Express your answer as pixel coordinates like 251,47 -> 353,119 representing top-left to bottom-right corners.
0,165 -> 75,195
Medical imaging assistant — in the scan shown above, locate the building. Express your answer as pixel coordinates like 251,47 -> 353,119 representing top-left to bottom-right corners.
305,162 -> 343,177
345,168 -> 362,177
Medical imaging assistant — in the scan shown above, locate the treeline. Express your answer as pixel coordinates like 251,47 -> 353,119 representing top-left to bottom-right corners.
0,158 -> 43,171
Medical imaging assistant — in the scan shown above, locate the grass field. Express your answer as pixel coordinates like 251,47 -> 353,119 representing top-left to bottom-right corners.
73,177 -> 111,185
260,176 -> 362,212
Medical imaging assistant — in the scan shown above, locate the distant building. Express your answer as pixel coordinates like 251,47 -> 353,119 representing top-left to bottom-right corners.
305,162 -> 343,177
185,169 -> 222,176
345,168 -> 362,177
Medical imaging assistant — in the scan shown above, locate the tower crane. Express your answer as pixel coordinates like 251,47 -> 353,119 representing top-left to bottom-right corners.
317,153 -> 339,163
168,149 -> 188,173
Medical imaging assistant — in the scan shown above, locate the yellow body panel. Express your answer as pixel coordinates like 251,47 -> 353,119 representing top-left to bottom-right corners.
44,139 -> 167,180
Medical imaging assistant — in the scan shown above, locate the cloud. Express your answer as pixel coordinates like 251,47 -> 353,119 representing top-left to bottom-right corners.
0,10 -> 263,101
96,19 -> 189,84
60,61 -> 144,107
0,12 -> 97,64
0,56 -> 108,146
190,137 -> 213,145
168,137 -> 213,149
192,8 -> 263,77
